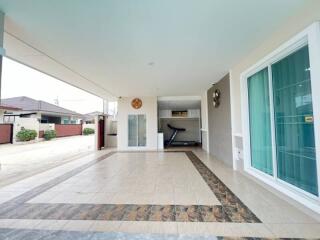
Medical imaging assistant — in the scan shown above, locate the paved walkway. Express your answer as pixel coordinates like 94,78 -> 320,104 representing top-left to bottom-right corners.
0,135 -> 94,188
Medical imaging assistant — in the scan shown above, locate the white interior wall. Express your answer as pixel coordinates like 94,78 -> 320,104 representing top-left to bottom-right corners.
229,0 -> 320,170
117,96 -> 158,151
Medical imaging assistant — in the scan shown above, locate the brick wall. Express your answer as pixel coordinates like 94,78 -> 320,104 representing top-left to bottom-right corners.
0,124 -> 13,144
55,124 -> 82,137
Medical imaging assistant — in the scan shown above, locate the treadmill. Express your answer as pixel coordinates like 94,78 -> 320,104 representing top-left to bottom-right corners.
165,124 -> 198,147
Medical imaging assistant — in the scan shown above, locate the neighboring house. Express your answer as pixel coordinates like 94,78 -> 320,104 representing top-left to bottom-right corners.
2,96 -> 84,124
0,105 -> 21,123
83,111 -> 103,124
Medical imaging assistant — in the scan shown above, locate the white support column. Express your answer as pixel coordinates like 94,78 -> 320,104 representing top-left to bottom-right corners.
94,115 -> 99,150
103,99 -> 109,115
0,11 -> 5,104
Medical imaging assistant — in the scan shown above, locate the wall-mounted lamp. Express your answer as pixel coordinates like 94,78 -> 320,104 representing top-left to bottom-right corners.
213,89 -> 221,108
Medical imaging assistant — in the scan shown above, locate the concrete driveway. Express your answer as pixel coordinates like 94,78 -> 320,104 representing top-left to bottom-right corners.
0,135 -> 95,188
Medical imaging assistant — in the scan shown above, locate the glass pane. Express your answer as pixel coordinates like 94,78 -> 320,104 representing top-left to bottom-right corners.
128,114 -> 146,147
138,115 -> 146,146
272,45 -> 318,195
128,115 -> 137,146
248,68 -> 273,175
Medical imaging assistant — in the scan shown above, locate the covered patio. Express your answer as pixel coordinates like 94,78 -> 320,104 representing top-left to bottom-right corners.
0,0 -> 320,239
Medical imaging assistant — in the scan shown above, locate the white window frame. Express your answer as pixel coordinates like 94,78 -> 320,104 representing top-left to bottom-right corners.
128,114 -> 147,148
240,22 -> 320,213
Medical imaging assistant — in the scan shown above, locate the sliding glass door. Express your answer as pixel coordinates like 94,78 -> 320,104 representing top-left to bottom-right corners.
246,44 -> 318,196
272,46 -> 318,195
248,68 -> 273,175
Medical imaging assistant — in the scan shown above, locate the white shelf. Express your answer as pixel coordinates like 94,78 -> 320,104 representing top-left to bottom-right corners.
159,109 -> 200,118
159,117 -> 200,119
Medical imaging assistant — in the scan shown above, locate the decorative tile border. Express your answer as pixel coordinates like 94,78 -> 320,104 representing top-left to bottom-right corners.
0,151 -> 260,223
0,203 -> 229,222
185,151 -> 261,223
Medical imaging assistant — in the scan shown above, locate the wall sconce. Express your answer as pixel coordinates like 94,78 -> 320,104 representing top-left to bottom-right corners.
213,89 -> 221,108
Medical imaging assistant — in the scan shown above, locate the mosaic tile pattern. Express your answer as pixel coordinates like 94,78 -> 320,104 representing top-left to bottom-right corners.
0,228 -> 308,240
185,151 -> 261,223
0,203 -> 228,222
0,151 -> 260,224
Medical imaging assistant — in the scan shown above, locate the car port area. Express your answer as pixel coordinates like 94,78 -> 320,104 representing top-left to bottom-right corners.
0,134 -> 95,188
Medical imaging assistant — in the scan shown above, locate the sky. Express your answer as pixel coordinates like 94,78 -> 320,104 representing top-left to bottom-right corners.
1,58 -> 103,114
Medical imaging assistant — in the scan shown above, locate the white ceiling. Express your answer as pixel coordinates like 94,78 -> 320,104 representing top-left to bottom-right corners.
0,0 -> 307,99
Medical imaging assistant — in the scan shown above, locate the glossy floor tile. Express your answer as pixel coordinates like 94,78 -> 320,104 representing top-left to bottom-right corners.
0,149 -> 319,238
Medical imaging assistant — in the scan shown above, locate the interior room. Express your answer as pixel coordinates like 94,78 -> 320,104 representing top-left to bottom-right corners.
157,96 -> 202,149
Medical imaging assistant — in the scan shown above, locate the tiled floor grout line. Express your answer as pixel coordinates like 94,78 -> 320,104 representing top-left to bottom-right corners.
0,150 -> 260,223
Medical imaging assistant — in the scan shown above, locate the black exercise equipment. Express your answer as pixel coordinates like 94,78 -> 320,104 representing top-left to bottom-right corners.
165,124 -> 197,147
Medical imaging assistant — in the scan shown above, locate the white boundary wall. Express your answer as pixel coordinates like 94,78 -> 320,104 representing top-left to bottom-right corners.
13,118 -> 40,143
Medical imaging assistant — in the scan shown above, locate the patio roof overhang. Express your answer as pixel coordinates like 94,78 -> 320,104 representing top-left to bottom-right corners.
0,0 -> 310,99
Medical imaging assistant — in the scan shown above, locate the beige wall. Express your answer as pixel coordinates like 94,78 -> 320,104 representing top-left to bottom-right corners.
117,96 -> 158,151
230,1 -> 320,169
207,74 -> 233,167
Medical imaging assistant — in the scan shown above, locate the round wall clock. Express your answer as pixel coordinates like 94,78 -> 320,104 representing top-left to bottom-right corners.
131,98 -> 142,109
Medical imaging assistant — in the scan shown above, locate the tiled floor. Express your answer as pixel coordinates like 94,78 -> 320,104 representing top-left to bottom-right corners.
30,152 -> 219,206
0,148 -> 319,239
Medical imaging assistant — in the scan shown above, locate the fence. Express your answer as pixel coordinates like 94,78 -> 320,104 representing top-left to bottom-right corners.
55,124 -> 82,137
0,124 -> 13,144
7,119 -> 88,144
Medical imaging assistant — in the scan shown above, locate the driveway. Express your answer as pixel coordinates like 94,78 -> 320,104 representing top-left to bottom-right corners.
0,135 -> 95,188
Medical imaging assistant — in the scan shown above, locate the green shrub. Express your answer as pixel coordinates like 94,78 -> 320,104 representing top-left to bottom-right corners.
16,127 -> 37,142
43,130 -> 56,141
83,128 -> 95,135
